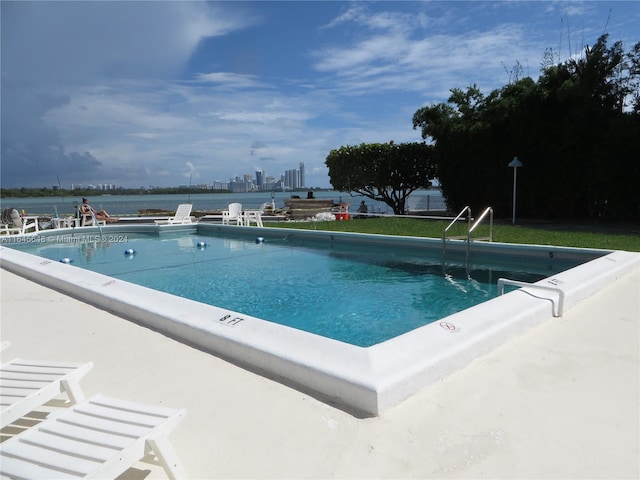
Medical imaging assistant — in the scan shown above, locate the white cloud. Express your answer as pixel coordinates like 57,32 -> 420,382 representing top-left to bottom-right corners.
194,72 -> 262,89
312,6 -> 533,99
2,1 -> 636,189
1,1 -> 261,187
3,2 -> 251,87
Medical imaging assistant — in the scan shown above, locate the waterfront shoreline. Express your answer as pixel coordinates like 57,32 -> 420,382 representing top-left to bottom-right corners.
1,190 -> 447,218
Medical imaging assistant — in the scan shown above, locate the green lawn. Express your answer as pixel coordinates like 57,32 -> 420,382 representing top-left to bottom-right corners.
267,217 -> 640,252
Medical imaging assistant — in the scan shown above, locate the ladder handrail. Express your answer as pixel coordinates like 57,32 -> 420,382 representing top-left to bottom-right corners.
469,206 -> 493,241
442,206 -> 471,259
443,205 -> 471,239
90,210 -> 104,237
497,278 -> 565,317
442,205 -> 493,266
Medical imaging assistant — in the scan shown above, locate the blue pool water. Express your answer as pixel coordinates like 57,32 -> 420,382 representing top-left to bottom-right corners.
7,232 -> 582,346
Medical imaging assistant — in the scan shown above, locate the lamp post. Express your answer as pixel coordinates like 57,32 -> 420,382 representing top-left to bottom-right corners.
508,156 -> 523,225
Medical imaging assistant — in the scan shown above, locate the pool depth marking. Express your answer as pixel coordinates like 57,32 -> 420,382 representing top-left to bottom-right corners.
218,314 -> 245,327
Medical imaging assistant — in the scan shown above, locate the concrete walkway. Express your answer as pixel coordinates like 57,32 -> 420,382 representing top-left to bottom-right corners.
1,266 -> 638,479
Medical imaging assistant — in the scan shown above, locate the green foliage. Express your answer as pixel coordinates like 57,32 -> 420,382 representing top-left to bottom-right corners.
0,187 -> 57,198
325,141 -> 435,214
413,35 -> 640,222
270,218 -> 640,252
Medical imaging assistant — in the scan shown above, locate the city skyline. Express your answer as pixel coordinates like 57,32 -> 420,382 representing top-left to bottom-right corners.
42,162 -> 308,193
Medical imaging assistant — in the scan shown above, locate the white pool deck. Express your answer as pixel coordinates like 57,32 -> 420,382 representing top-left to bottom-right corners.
1,258 -> 638,478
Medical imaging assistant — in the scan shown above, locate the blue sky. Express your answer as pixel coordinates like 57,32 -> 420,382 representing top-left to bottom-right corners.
2,1 -> 638,189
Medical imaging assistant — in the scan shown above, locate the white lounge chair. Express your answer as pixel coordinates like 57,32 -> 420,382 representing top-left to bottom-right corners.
0,208 -> 39,235
1,358 -> 94,429
154,204 -> 194,225
221,202 -> 244,225
79,211 -> 106,227
72,203 -> 107,227
0,393 -> 187,479
244,203 -> 266,227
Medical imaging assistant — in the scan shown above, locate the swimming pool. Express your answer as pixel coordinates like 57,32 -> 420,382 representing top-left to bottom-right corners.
3,230 -> 582,347
1,224 -> 637,415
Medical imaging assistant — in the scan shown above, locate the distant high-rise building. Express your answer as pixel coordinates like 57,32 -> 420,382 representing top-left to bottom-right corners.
285,169 -> 301,190
212,180 -> 229,190
299,162 -> 305,188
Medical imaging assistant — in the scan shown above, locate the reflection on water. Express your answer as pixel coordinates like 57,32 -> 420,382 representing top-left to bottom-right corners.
78,239 -> 115,262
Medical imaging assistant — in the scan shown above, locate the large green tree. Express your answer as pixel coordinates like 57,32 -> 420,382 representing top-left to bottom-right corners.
413,35 -> 640,221
325,141 -> 435,214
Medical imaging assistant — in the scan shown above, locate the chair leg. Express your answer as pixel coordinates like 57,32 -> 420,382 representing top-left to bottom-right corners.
60,378 -> 86,404
147,434 -> 188,480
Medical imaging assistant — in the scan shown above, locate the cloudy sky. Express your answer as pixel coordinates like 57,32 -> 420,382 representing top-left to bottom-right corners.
2,1 -> 638,189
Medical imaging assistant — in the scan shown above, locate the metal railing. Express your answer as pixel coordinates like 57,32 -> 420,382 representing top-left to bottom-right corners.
90,210 -> 104,237
442,206 -> 493,263
469,206 -> 493,242
442,206 -> 472,251
497,278 -> 565,317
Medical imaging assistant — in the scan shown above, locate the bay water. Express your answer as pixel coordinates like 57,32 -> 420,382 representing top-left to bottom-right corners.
2,190 -> 446,217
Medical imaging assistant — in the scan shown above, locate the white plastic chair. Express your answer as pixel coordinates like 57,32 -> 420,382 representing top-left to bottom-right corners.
1,358 -> 94,428
0,209 -> 39,234
79,212 -> 107,227
0,393 -> 187,479
154,204 -> 193,225
244,203 -> 266,227
222,203 -> 244,225
74,204 -> 107,227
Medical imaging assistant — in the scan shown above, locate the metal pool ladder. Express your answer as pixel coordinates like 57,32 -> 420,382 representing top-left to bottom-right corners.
442,206 -> 494,262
